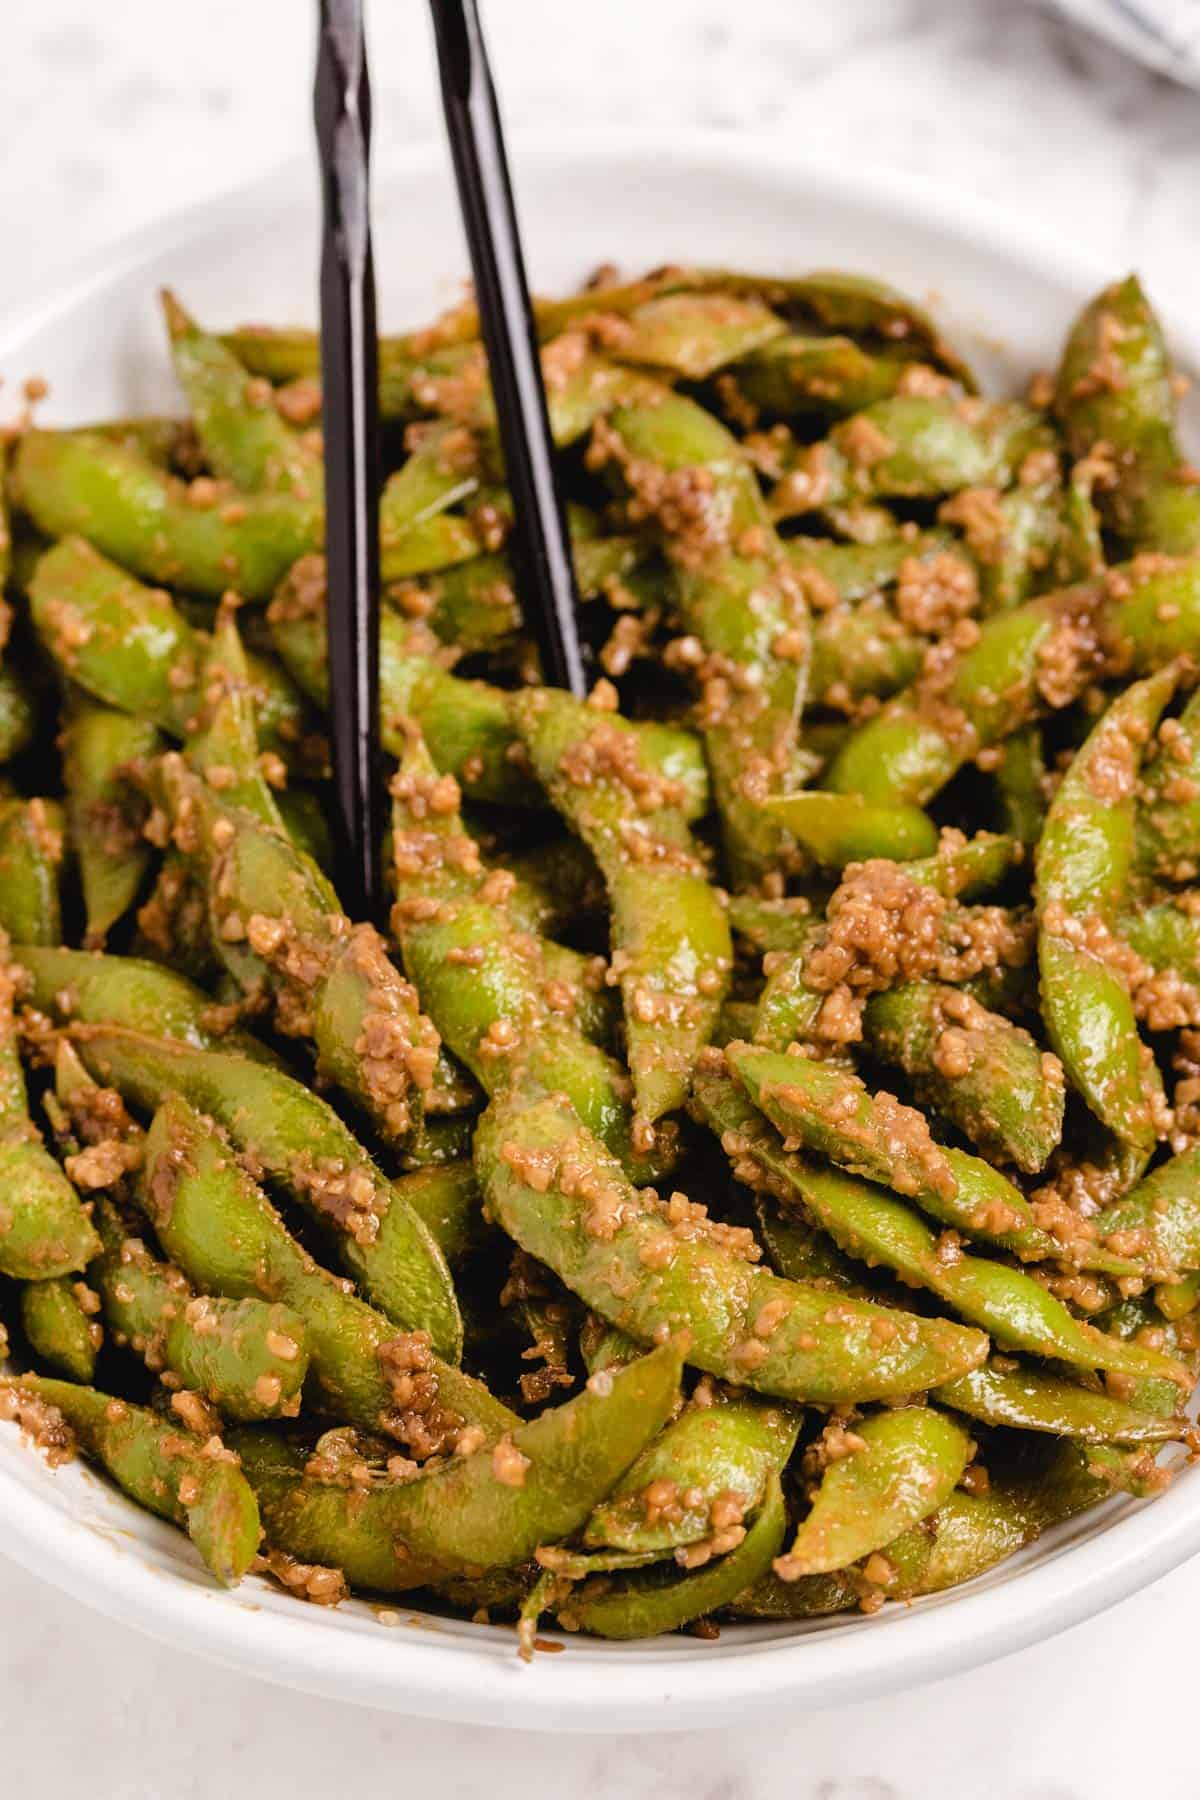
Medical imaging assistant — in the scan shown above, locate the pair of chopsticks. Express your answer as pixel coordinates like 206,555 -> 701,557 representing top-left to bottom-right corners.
315,0 -> 586,919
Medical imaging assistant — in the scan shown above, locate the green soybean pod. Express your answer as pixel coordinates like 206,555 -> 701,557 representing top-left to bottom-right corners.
598,384 -> 807,884
726,1042 -> 1077,1264
1133,685 -> 1200,880
696,1063 -> 1176,1382
561,1473 -> 786,1641
0,1375 -> 261,1585
993,725 -> 1048,847
28,537 -> 308,755
611,290 -> 786,379
1037,665 -> 1176,1154
13,944 -> 276,1062
823,557 -> 1200,808
935,1360 -> 1182,1443
772,1407 -> 970,1580
0,951 -> 99,1282
583,1390 -> 800,1555
765,791 -> 939,867
229,1340 -> 683,1591
860,982 -> 1065,1175
12,431 -> 322,601
0,798 -> 65,946
1091,1140 -> 1200,1280
135,1088 -> 509,1446
511,685 -> 732,1126
735,334 -> 920,418
62,690 -> 160,944
74,1026 -> 463,1363
476,1084 -> 989,1404
19,1277 -> 101,1382
162,289 -> 322,500
772,396 -> 1053,515
91,1194 -> 310,1423
1054,274 -> 1200,555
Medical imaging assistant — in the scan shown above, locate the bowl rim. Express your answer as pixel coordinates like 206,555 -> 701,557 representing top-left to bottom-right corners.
1,122 -> 1197,1733
0,123 -> 1190,358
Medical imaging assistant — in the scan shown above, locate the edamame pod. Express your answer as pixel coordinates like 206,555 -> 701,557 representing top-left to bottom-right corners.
561,1472 -> 786,1640
139,1091 -> 509,1447
392,1162 -> 487,1268
391,732 -> 669,1180
733,1438 -> 1125,1619
611,290 -> 786,379
771,397 -> 1053,517
726,894 -> 820,958
512,686 -> 732,1124
1119,901 -> 1200,1005
28,537 -> 308,751
935,1359 -> 1182,1442
992,725 -> 1047,847
944,475 -> 1068,617
0,949 -> 99,1281
163,755 -> 439,1149
751,877 -> 1030,1068
395,523 -> 641,656
764,792 -> 939,867
860,981 -> 1065,1174
735,334 -> 925,418
0,798 -> 64,945
62,691 -> 160,943
786,531 -> 956,604
1054,274 -> 1200,555
230,1340 -> 682,1589
695,1062 -> 1175,1381
184,609 -> 289,829
737,1129 -> 1179,1383
476,1084 -> 989,1403
906,831 -> 1024,900
825,556 -> 1200,807
1092,1141 -> 1200,1280
13,432 -> 322,600
809,595 -> 926,709
752,1196 -> 865,1293
725,1039 -> 961,1207
921,1441 -> 1114,1594
162,290 -> 322,499
0,1375 -> 261,1585
378,424 -> 488,579
596,386 -> 808,882
73,1027 -> 463,1362
706,1052 -> 1077,1270
1036,666 -> 1176,1153
1133,685 -> 1200,881
13,944 -> 274,1061
92,1194 -> 310,1422
223,267 -> 975,395
583,1390 -> 799,1555
269,573 -> 711,818
773,1407 -> 970,1580
19,1277 -> 101,1382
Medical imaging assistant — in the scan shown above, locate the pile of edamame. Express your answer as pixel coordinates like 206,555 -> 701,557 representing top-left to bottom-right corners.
1,264 -> 1199,1651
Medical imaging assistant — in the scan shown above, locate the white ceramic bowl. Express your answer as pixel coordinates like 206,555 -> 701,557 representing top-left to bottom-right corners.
1,130 -> 1197,1734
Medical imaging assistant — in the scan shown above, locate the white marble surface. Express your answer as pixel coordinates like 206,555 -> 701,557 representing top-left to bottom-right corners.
3,1 -> 1200,1793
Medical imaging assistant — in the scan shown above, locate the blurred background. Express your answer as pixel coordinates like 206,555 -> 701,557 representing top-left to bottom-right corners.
1,3 -> 1198,1797
1,0 -> 1197,319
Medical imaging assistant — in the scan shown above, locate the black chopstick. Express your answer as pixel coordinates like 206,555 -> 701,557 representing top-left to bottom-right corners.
315,0 -> 385,920
429,0 -> 589,698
